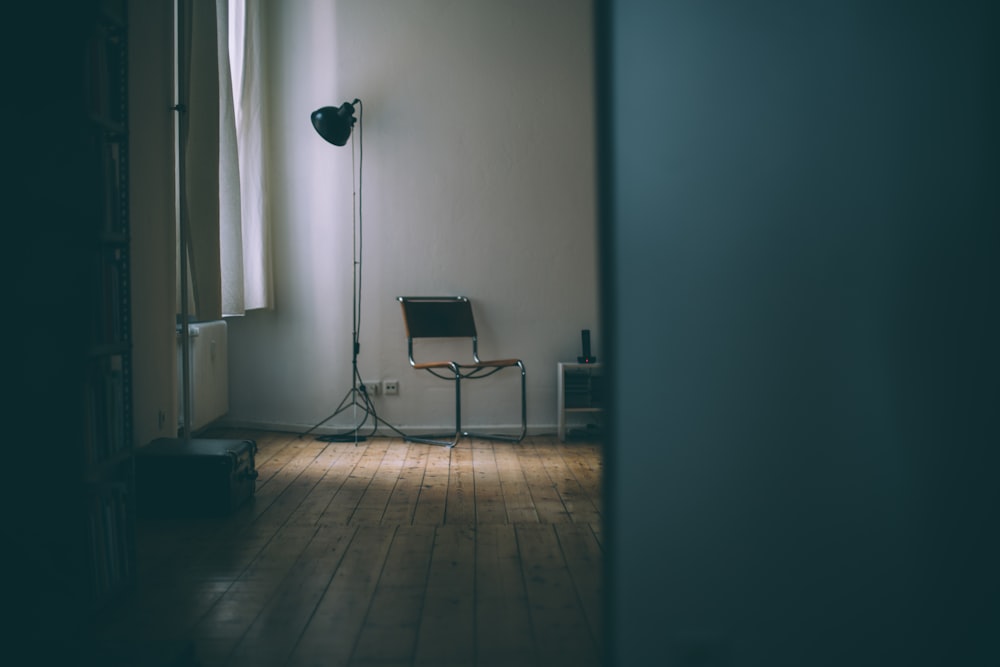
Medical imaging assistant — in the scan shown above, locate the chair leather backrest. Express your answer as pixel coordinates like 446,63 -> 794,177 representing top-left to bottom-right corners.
399,297 -> 477,339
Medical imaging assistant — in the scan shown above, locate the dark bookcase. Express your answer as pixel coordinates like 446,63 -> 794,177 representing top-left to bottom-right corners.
81,0 -> 136,613
7,1 -> 135,659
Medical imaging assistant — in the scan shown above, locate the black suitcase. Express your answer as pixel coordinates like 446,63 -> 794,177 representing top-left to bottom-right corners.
136,437 -> 258,517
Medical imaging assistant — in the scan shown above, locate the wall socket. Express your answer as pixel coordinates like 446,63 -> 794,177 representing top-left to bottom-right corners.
363,382 -> 380,397
382,380 -> 399,395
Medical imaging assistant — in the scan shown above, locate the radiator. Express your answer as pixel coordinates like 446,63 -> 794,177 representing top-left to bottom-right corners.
177,320 -> 229,431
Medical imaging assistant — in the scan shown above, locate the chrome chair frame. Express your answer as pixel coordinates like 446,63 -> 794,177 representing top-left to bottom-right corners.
397,296 -> 527,448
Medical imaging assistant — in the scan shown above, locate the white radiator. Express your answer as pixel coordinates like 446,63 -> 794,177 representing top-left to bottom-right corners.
177,320 -> 229,431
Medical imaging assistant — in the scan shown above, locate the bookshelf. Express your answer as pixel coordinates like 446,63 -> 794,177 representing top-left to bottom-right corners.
5,1 -> 135,656
81,0 -> 135,612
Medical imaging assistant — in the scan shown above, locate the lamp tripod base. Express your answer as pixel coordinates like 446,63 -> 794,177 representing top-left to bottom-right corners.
317,385 -> 375,442
299,367 -> 412,444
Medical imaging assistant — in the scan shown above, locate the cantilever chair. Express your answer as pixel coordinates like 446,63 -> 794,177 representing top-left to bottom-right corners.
397,296 -> 526,448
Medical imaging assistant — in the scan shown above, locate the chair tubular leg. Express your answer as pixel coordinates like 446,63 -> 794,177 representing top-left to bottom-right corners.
402,364 -> 526,448
402,375 -> 462,448
461,361 -> 527,444
403,433 -> 460,448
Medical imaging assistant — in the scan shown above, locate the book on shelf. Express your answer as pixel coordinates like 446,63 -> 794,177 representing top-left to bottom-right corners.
86,483 -> 131,604
84,355 -> 125,466
91,248 -> 123,346
101,138 -> 122,234
84,25 -> 110,122
115,484 -> 131,579
85,20 -> 125,127
104,493 -> 117,590
100,0 -> 126,25
86,509 -> 103,600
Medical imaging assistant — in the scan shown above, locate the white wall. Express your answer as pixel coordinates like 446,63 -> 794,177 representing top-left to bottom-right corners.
224,0 -> 598,435
129,0 -> 179,449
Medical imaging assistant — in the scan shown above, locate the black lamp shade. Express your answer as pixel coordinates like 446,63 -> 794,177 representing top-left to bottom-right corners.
311,101 -> 358,146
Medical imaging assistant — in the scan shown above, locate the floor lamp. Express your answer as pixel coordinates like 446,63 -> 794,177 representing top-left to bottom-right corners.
299,99 -> 409,443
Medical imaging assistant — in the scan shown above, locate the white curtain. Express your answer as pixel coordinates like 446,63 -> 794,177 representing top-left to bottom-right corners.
218,0 -> 272,316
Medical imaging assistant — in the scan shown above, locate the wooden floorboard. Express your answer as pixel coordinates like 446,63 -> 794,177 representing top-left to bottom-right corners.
475,524 -> 536,667
94,431 -> 603,666
413,525 -> 477,666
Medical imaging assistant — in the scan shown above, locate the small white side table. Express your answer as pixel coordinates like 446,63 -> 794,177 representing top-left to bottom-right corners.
557,362 -> 604,441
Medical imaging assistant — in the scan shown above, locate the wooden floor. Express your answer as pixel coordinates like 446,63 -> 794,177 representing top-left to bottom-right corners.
94,429 -> 604,667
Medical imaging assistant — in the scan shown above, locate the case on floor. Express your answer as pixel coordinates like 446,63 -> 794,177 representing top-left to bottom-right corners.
136,438 -> 258,517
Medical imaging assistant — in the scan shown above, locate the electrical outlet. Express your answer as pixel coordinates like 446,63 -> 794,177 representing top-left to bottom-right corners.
382,380 -> 399,395
363,382 -> 380,397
